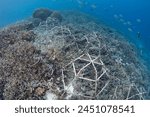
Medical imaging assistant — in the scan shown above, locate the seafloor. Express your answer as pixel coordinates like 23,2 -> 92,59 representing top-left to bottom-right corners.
0,9 -> 150,100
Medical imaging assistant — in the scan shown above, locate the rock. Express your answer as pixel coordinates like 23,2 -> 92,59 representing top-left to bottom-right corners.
50,11 -> 63,22
33,8 -> 53,20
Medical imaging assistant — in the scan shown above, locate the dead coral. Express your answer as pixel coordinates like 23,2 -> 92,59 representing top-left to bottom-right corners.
0,41 -> 55,99
0,22 -> 36,50
19,31 -> 36,42
0,10 -> 150,100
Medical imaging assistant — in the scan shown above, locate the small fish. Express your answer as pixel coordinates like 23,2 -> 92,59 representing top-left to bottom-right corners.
77,0 -> 84,6
127,21 -> 132,25
119,14 -> 123,18
123,22 -> 127,25
77,0 -> 88,8
91,4 -> 97,10
136,19 -> 142,23
128,28 -> 133,32
137,32 -> 141,39
119,18 -> 125,22
114,14 -> 118,19
110,5 -> 114,8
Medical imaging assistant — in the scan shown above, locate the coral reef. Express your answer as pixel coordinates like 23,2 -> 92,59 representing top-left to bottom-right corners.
0,22 -> 35,50
0,40 -> 63,99
32,8 -> 53,21
0,9 -> 150,100
50,11 -> 63,22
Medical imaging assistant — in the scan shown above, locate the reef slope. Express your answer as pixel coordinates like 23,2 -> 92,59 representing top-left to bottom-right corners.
0,9 -> 150,100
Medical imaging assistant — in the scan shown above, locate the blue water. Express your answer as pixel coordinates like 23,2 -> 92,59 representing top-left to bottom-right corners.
0,0 -> 150,56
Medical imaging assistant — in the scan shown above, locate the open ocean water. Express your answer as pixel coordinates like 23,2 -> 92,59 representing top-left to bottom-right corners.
0,0 -> 150,100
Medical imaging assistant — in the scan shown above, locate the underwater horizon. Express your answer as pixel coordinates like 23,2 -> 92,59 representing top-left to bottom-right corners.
0,0 -> 150,100
0,0 -> 150,51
